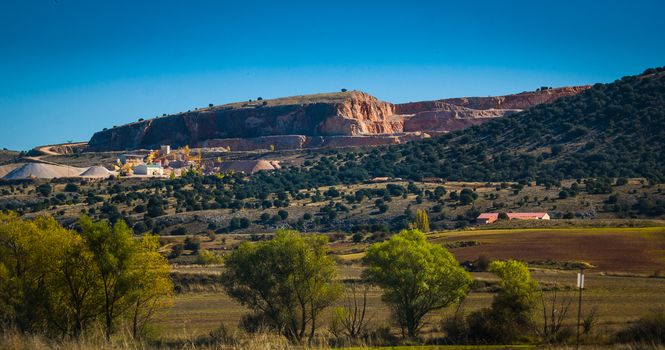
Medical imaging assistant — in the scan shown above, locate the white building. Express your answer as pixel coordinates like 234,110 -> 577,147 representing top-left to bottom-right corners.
133,164 -> 164,176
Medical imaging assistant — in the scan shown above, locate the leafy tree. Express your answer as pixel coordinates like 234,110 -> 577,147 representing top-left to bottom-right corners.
222,230 -> 341,343
128,235 -> 173,339
412,209 -> 430,233
64,183 -> 80,193
0,213 -> 172,339
78,217 -> 138,339
48,225 -> 102,337
467,260 -> 539,343
362,229 -> 471,338
0,213 -> 68,334
37,184 -> 52,197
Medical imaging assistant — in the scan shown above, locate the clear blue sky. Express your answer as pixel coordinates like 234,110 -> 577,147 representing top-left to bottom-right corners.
1,0 -> 663,151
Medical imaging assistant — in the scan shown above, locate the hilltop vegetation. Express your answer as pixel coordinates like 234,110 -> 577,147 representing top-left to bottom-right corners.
252,67 -> 665,190
358,67 -> 665,183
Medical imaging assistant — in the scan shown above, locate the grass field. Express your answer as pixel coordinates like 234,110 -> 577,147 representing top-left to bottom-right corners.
153,225 -> 665,342
156,269 -> 665,341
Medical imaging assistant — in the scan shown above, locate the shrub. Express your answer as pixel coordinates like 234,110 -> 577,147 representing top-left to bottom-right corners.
172,226 -> 187,235
197,249 -> 224,265
209,322 -> 237,345
170,243 -> 184,258
615,310 -> 665,344
64,183 -> 79,192
37,184 -> 52,196
184,236 -> 201,252
466,260 -> 539,343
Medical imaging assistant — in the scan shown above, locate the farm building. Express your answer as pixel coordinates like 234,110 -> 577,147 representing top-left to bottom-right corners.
476,212 -> 550,224
133,164 -> 164,176
507,212 -> 550,220
476,213 -> 499,224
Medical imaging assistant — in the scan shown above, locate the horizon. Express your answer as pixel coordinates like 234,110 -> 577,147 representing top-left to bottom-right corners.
1,0 -> 664,151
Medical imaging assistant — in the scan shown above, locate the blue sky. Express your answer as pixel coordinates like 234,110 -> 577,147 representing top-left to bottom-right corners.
1,0 -> 664,151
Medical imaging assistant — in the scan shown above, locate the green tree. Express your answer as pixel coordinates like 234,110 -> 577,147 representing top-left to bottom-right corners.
47,226 -> 102,337
0,213 -> 62,333
468,259 -> 539,343
128,235 -> 173,339
362,229 -> 471,338
78,216 -> 138,339
0,213 -> 173,339
222,230 -> 340,343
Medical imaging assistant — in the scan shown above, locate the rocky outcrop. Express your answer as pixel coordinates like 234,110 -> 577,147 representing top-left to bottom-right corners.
396,86 -> 591,114
88,86 -> 590,152
88,91 -> 397,151
403,105 -> 519,132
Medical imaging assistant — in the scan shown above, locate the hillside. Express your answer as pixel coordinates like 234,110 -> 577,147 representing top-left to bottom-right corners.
86,87 -> 586,152
244,67 -> 665,195
360,68 -> 665,183
3,68 -> 664,234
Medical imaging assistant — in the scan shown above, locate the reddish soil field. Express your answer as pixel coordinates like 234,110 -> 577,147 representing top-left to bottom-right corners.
431,227 -> 665,274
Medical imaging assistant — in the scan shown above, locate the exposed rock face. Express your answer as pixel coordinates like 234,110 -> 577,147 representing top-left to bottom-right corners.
88,91 -> 397,151
395,86 -> 591,114
403,106 -> 519,132
398,86 -> 590,135
88,86 -> 590,152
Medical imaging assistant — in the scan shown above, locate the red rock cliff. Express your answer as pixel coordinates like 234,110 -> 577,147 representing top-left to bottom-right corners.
88,86 -> 590,152
88,91 -> 397,151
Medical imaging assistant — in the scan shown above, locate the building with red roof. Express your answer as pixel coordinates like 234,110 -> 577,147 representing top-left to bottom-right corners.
476,213 -> 499,224
476,212 -> 550,224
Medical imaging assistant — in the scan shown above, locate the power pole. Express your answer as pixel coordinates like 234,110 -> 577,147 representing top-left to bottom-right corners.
576,268 -> 585,350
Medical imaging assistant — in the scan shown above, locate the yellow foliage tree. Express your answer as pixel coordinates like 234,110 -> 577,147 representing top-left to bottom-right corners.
413,209 -> 430,233
128,234 -> 173,338
0,213 -> 173,339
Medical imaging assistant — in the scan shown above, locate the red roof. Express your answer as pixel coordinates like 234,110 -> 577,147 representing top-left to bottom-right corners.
477,213 -> 499,219
507,212 -> 548,219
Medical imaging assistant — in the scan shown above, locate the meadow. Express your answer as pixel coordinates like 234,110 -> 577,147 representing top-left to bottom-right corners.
153,226 -> 665,343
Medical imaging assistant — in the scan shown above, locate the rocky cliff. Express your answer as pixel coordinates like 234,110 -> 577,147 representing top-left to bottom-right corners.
88,86 -> 590,152
88,91 -> 397,151
395,86 -> 591,114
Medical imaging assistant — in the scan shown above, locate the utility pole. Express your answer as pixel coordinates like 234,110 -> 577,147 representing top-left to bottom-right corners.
576,267 -> 585,350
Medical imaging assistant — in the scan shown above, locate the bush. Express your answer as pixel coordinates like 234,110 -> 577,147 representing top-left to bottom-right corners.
209,322 -> 237,345
184,236 -> 201,252
352,233 -> 363,243
197,249 -> 224,265
615,310 -> 665,344
170,243 -> 184,258
37,184 -> 52,196
466,260 -> 539,343
64,183 -> 79,192
172,226 -> 187,235
476,254 -> 491,272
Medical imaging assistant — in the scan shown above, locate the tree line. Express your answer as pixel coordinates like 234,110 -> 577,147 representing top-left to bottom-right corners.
0,213 -> 172,339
